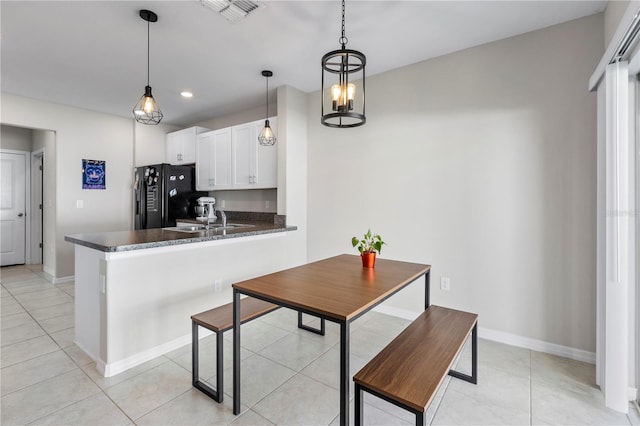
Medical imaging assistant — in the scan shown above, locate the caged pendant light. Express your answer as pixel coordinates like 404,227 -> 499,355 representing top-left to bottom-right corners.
258,70 -> 277,146
133,9 -> 163,125
321,0 -> 366,128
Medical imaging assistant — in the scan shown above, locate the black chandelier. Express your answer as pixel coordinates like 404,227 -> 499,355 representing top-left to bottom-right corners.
258,70 -> 276,146
321,0 -> 366,128
133,9 -> 163,125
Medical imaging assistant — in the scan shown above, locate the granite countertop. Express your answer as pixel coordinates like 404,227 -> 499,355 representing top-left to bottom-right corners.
65,219 -> 296,253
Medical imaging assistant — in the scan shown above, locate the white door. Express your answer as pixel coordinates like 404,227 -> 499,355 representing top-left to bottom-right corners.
1,152 -> 27,266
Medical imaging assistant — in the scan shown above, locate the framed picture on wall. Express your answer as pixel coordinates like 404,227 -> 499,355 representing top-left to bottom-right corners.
82,159 -> 106,190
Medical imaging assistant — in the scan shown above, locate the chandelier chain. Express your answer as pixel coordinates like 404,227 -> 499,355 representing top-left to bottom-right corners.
339,0 -> 348,47
265,73 -> 269,117
146,19 -> 150,86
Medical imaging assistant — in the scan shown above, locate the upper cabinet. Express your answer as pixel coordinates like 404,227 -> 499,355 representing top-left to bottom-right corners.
231,117 -> 278,189
196,128 -> 232,191
196,118 -> 277,191
166,126 -> 210,165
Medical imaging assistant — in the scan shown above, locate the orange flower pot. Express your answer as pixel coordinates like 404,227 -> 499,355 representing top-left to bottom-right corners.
361,252 -> 376,268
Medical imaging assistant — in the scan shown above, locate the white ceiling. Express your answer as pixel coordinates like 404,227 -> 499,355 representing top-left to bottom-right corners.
1,0 -> 606,127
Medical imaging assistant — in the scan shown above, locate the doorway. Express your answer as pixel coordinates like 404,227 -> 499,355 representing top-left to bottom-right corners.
0,125 -> 50,269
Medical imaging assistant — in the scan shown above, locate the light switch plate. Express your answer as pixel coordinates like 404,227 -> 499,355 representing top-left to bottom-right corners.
440,277 -> 450,291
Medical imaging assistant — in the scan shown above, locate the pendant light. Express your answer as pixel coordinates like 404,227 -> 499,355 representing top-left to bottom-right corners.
321,0 -> 366,128
133,10 -> 163,125
258,70 -> 277,146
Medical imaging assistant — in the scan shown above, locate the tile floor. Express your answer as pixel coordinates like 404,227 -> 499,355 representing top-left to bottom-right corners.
1,264 -> 639,426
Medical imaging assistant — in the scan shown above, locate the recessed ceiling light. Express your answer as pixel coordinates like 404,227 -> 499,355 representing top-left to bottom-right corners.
181,91 -> 194,98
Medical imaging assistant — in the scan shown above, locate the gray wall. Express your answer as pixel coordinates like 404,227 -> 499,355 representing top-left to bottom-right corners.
604,0 -> 630,48
1,125 -> 32,151
306,14 -> 603,352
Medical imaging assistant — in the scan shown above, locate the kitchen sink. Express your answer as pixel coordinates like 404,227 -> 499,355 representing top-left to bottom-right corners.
164,223 -> 255,233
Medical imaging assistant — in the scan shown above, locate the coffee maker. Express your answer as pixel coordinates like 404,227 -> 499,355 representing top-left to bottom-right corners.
196,197 -> 217,224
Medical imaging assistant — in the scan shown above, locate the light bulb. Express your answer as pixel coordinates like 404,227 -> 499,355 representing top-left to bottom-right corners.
347,83 -> 356,110
347,83 -> 356,101
331,84 -> 342,101
143,96 -> 155,113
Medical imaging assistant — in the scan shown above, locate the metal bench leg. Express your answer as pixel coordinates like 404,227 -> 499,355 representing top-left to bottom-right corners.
192,322 -> 223,402
215,330 -> 224,402
297,311 -> 325,335
192,321 -> 199,386
448,322 -> 478,385
355,383 -> 363,426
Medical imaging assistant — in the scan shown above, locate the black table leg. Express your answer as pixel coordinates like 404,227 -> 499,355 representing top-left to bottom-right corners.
233,289 -> 241,415
340,321 -> 350,426
425,270 -> 430,310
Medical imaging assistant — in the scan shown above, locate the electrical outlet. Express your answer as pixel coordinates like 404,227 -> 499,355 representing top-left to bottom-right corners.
440,277 -> 450,291
220,200 -> 225,208
76,200 -> 84,209
265,200 -> 270,209
214,279 -> 222,292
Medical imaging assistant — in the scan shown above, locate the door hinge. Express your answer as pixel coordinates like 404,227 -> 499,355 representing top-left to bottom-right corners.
39,165 -> 43,171
39,204 -> 43,210
39,243 -> 43,248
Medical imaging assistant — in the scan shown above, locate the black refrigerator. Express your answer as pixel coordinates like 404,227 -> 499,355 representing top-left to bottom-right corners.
134,164 -> 206,229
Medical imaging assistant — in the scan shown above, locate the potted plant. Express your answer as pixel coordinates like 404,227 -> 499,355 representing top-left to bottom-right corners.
352,229 -> 386,268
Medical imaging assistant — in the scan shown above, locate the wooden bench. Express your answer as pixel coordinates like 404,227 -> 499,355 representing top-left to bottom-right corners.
353,305 -> 478,426
191,297 -> 280,402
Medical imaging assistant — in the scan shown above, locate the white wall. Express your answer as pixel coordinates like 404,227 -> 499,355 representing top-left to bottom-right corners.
1,94 -> 134,278
195,104 -> 276,131
306,14 -> 603,353
278,85 -> 308,263
134,122 -> 179,167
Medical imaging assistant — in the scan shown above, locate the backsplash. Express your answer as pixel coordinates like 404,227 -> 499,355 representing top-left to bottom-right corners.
209,189 -> 277,213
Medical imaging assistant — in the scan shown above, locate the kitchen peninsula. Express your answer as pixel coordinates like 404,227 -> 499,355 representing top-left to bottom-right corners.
65,217 -> 296,377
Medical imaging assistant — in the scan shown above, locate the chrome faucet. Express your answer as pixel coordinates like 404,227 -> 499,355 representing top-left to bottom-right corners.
218,209 -> 227,227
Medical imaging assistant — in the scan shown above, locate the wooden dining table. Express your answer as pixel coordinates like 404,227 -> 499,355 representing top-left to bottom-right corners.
232,254 -> 431,425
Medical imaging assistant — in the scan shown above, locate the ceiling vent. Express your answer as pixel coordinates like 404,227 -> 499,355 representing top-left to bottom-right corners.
201,0 -> 263,23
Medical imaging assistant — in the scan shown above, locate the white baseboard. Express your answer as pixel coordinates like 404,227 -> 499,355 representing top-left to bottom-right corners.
39,266 -> 74,284
629,386 -> 639,402
73,339 -> 99,364
52,275 -> 74,284
373,305 -> 421,321
479,327 -> 596,364
101,333 -> 193,378
373,305 -> 597,365
41,267 -> 54,282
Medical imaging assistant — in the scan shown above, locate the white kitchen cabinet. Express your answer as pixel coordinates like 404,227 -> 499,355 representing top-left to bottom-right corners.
231,122 -> 255,188
252,117 -> 278,188
196,128 -> 232,190
166,126 -> 209,165
231,118 -> 278,189
196,118 -> 278,191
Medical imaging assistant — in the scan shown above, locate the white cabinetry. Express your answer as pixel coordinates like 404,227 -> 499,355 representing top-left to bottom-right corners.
231,118 -> 278,189
166,126 -> 209,165
253,117 -> 278,188
196,128 -> 232,190
195,117 -> 277,191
